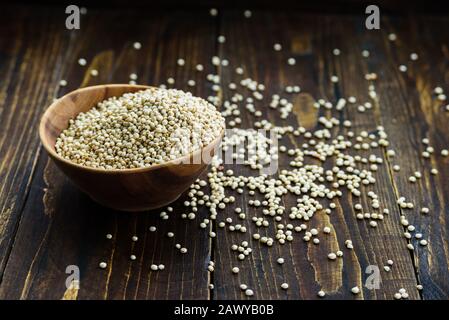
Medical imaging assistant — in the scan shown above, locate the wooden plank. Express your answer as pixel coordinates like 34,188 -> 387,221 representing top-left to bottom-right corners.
1,5 -> 446,300
212,11 -> 420,299
0,8 -> 217,299
357,15 -> 449,299
0,5 -> 73,281
326,15 -> 421,299
213,11 -> 325,300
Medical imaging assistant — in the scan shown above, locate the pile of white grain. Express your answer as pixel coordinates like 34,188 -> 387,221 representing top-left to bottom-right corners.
55,87 -> 225,169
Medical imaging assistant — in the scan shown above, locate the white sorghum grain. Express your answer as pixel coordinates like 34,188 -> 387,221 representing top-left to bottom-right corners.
130,254 -> 136,261
277,258 -> 285,265
351,286 -> 360,294
281,283 -> 289,290
434,87 -> 443,94
209,8 -> 218,16
245,289 -> 254,296
59,80 -> 67,87
106,234 -> 112,239
133,42 -> 142,50
328,253 -> 337,260
388,33 -> 397,41
232,267 -> 240,274
150,264 -> 158,271
99,262 -> 107,269
318,290 -> 326,297
90,69 -> 98,76
410,53 -> 419,60
218,35 -> 226,43
243,10 -> 252,18
345,240 -> 354,249
177,58 -> 185,66
56,88 -> 225,169
78,58 -> 87,66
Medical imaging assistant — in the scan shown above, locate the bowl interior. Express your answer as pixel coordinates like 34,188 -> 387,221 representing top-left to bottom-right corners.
40,84 -> 152,153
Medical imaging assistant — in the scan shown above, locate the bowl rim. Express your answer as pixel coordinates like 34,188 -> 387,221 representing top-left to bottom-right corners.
39,84 -> 225,174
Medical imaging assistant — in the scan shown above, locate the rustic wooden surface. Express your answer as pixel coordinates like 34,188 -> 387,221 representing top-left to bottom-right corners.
0,4 -> 448,300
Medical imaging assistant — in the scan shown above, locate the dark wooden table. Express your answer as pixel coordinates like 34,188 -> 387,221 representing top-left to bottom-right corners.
0,4 -> 448,300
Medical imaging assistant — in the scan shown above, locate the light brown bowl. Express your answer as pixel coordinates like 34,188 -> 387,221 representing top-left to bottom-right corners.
39,84 -> 223,212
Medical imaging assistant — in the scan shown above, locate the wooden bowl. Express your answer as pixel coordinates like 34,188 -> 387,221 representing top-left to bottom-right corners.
39,84 -> 223,212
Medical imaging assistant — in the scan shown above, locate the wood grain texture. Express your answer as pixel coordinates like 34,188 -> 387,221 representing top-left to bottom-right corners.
356,15 -> 449,299
0,5 -> 72,283
324,16 -> 421,299
214,11 -> 328,300
212,11 -> 420,300
0,6 -> 217,299
0,4 -> 448,300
